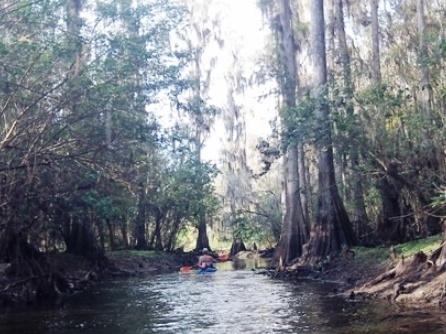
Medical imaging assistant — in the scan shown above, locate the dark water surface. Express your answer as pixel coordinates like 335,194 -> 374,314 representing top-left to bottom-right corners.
1,259 -> 445,334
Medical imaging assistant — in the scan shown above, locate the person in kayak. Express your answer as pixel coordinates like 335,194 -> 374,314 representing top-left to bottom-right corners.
197,248 -> 217,270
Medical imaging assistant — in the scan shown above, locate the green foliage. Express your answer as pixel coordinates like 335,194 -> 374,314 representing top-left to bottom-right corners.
232,216 -> 254,241
281,96 -> 317,149
394,234 -> 442,257
107,250 -> 158,259
0,0 -> 213,255
355,246 -> 389,263
431,189 -> 446,211
355,234 -> 442,264
162,158 -> 220,225
230,190 -> 282,248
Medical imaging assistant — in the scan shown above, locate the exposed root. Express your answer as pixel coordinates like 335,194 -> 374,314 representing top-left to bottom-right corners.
0,277 -> 34,293
0,229 -> 112,306
366,250 -> 446,303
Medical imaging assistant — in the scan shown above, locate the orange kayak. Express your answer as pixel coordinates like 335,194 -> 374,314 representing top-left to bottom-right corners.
179,266 -> 193,273
218,253 -> 229,261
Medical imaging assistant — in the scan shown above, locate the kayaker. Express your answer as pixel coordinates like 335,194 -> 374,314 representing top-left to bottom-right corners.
197,248 -> 217,269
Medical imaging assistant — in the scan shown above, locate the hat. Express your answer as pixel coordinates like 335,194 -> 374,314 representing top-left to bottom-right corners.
202,248 -> 209,253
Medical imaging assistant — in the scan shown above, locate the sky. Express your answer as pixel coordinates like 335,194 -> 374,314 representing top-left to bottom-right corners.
201,0 -> 276,164
144,0 -> 276,165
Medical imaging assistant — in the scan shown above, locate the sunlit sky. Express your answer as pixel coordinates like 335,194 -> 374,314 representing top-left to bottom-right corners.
145,0 -> 276,164
201,0 -> 276,163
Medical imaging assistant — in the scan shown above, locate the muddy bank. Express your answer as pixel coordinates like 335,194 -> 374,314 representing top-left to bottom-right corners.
0,250 -> 197,309
106,250 -> 198,275
273,248 -> 446,310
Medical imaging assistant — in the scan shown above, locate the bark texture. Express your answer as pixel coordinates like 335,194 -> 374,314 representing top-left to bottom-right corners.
301,0 -> 355,264
273,0 -> 307,267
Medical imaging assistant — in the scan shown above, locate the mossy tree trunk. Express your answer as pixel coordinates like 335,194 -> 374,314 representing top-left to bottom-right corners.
230,238 -> 246,257
272,0 -> 308,268
334,0 -> 368,243
195,213 -> 210,251
134,186 -> 149,250
301,0 -> 356,264
64,216 -> 110,268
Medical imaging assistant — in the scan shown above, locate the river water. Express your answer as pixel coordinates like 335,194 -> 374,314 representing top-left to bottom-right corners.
1,259 -> 445,334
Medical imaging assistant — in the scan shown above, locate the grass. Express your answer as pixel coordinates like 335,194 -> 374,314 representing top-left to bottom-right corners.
107,250 -> 167,259
394,234 -> 442,257
355,233 -> 443,264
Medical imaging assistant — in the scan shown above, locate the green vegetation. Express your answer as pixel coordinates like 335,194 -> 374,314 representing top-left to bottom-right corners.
107,250 -> 161,259
394,234 -> 442,257
355,234 -> 443,264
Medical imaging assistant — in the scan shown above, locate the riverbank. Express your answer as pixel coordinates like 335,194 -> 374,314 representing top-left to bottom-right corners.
1,237 -> 445,310
106,250 -> 196,275
0,250 -> 196,309
314,235 -> 446,309
94,240 -> 446,310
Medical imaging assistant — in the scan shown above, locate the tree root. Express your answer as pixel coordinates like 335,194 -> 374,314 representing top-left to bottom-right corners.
0,230 -> 105,306
0,277 -> 34,293
367,250 -> 446,303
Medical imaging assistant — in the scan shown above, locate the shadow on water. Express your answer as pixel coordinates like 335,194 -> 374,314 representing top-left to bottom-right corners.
0,259 -> 445,334
218,257 -> 270,271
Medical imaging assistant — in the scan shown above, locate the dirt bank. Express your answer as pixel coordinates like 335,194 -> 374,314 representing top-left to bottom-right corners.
308,249 -> 446,310
0,250 -> 196,309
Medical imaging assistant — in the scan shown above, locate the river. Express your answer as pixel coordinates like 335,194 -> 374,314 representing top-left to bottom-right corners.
0,259 -> 445,334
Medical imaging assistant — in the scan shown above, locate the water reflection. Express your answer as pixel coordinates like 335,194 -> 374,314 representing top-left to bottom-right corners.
219,257 -> 269,271
0,259 -> 445,333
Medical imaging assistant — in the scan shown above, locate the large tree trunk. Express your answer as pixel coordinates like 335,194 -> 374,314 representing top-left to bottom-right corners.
106,218 -> 115,251
230,238 -> 246,257
272,0 -> 307,268
166,215 -> 182,251
369,0 -> 404,244
370,0 -> 381,83
275,147 -> 307,266
189,13 -> 212,252
195,214 -> 210,251
377,176 -> 405,243
64,216 -> 110,268
301,0 -> 356,264
436,221 -> 446,270
121,220 -> 129,249
335,0 -> 368,243
417,0 -> 431,119
134,187 -> 148,250
67,0 -> 82,77
149,207 -> 164,251
298,142 -> 311,227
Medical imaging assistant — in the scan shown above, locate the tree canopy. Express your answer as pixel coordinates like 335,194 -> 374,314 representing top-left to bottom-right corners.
1,0 -> 446,299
